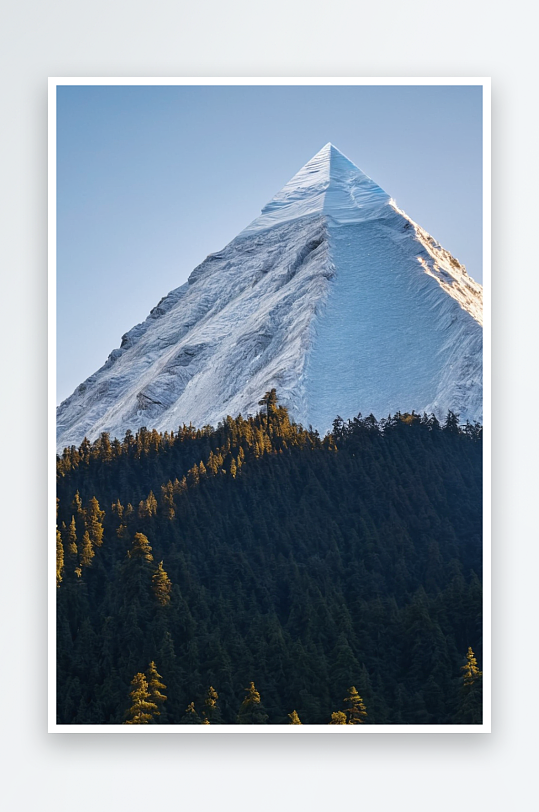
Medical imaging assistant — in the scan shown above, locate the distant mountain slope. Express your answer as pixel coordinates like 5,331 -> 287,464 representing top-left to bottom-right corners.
57,144 -> 482,452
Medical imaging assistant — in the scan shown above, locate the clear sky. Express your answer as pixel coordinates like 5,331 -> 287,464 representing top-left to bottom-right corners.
56,83 -> 483,405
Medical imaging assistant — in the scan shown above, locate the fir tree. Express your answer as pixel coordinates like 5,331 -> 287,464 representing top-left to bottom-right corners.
129,532 -> 154,562
65,515 -> 78,558
258,389 -> 278,430
343,686 -> 368,724
124,673 -> 158,724
79,530 -> 94,568
146,661 -> 167,717
181,701 -> 203,724
237,682 -> 269,724
203,686 -> 222,724
152,561 -> 172,606
456,647 -> 483,724
86,496 -> 105,546
461,646 -> 482,687
329,711 -> 348,725
56,530 -> 64,587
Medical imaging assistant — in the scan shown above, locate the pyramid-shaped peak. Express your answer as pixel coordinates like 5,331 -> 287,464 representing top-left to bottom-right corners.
241,143 -> 391,235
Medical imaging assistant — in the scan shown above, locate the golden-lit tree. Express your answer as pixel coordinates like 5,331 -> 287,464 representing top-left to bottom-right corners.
56,529 -> 64,587
124,672 -> 158,724
343,686 -> 367,724
152,561 -> 172,606
129,532 -> 154,562
203,686 -> 222,724
237,682 -> 268,724
146,661 -> 167,716
79,530 -> 95,568
329,711 -> 347,725
461,647 -> 482,687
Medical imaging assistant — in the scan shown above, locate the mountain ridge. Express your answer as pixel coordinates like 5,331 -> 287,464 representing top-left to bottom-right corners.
57,144 -> 482,452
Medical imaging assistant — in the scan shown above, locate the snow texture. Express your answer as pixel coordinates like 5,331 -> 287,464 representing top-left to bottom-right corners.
57,144 -> 483,452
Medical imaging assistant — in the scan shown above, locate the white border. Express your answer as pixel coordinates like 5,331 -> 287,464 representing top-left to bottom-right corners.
49,76 -> 491,734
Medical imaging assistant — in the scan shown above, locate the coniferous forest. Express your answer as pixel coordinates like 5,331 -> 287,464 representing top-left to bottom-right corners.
56,395 -> 483,725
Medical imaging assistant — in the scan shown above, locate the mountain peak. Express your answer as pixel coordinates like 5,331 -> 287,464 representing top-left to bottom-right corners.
241,143 -> 391,235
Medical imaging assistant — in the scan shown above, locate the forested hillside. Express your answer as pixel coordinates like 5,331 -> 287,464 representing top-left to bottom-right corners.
56,397 -> 483,725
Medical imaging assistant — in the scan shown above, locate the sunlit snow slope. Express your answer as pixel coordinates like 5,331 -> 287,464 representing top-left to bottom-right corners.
57,143 -> 483,452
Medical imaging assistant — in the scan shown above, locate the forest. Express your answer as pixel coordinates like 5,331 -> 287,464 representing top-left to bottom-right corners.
56,393 -> 483,725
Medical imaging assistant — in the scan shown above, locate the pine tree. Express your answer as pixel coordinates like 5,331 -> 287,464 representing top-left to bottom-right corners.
146,661 -> 167,717
343,686 -> 368,724
65,515 -> 78,558
329,711 -> 348,725
258,389 -> 278,430
79,530 -> 94,568
56,529 -> 64,587
71,491 -> 84,518
456,647 -> 483,724
203,686 -> 222,724
461,646 -> 482,687
288,710 -> 302,724
86,496 -> 105,546
129,532 -> 154,562
152,561 -> 172,606
124,673 -> 158,724
237,682 -> 269,724
181,701 -> 203,724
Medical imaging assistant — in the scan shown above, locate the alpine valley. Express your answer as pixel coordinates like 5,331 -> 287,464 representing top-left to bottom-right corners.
55,144 -> 484,727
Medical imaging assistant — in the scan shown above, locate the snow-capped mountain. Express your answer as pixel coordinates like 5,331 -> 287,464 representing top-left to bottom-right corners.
57,143 -> 483,452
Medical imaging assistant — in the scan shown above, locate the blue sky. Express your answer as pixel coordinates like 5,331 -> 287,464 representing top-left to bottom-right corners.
57,84 -> 483,404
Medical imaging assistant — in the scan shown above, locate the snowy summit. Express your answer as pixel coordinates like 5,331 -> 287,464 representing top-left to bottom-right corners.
241,143 -> 391,233
57,143 -> 483,452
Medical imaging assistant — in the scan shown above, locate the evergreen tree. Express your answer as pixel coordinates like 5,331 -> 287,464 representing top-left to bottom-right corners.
129,532 -> 154,562
56,529 -> 64,587
456,647 -> 483,724
258,389 -> 278,430
65,515 -> 78,558
146,661 -> 167,717
86,496 -> 105,546
329,711 -> 348,725
79,530 -> 94,568
343,686 -> 368,724
288,710 -> 302,724
461,646 -> 482,686
181,701 -> 203,724
124,673 -> 158,724
152,561 -> 172,606
237,682 -> 269,724
203,686 -> 222,724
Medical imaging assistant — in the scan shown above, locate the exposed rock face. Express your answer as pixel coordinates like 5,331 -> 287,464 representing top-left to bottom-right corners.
57,144 -> 482,452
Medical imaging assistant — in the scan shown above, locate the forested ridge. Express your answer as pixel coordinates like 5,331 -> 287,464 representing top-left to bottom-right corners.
56,396 -> 483,725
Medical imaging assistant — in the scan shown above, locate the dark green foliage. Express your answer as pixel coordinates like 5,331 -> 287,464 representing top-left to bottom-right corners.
56,406 -> 483,724
181,701 -> 203,724
203,686 -> 222,724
